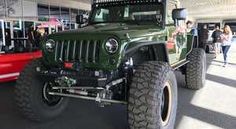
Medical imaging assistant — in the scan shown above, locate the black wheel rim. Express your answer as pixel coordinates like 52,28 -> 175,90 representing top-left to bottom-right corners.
161,81 -> 172,126
43,82 -> 62,106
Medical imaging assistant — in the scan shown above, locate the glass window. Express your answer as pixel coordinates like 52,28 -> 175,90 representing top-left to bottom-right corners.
61,7 -> 70,21
50,6 -> 60,19
4,22 -> 11,47
13,20 -> 23,38
38,4 -> 50,20
23,21 -> 34,38
0,20 -> 3,52
71,9 -> 78,23
70,24 -> 75,29
0,21 -> 3,41
5,22 -> 10,29
79,10 -> 87,15
12,20 -> 25,51
167,2 -> 177,24
61,7 -> 70,30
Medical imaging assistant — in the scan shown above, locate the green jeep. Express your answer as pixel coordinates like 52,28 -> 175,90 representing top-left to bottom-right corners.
15,0 -> 206,128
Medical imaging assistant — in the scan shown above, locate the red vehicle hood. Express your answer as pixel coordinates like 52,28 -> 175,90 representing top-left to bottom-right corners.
0,50 -> 42,82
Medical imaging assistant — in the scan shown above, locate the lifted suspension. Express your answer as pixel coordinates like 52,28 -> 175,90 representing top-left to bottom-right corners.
48,77 -> 127,105
48,92 -> 127,105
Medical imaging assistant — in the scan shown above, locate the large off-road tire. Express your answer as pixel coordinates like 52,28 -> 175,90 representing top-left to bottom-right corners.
128,61 -> 177,129
185,48 -> 206,90
15,59 -> 69,121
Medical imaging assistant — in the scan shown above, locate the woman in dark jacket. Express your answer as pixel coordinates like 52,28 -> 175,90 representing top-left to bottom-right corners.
199,24 -> 209,48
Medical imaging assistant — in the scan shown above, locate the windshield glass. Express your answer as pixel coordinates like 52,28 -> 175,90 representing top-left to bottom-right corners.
90,3 -> 164,25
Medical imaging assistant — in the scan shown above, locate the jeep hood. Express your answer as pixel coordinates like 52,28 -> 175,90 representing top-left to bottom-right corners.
52,23 -> 165,40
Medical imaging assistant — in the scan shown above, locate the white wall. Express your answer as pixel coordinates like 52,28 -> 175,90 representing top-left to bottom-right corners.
37,0 -> 91,11
8,0 -> 23,17
23,0 -> 37,17
5,0 -> 90,18
7,0 -> 37,18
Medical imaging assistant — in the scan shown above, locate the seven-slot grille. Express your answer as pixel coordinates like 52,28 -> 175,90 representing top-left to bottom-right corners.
54,40 -> 101,63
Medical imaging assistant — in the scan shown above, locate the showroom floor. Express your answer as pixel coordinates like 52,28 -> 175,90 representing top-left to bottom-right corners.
175,43 -> 236,129
0,44 -> 236,129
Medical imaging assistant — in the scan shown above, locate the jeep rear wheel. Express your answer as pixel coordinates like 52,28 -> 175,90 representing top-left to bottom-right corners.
185,48 -> 206,90
15,60 -> 69,121
128,61 -> 177,129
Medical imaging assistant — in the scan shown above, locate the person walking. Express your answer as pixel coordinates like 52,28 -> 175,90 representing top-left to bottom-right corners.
220,25 -> 233,67
211,26 -> 223,58
4,29 -> 11,52
199,24 -> 209,49
186,20 -> 198,48
32,27 -> 41,49
5,29 -> 11,47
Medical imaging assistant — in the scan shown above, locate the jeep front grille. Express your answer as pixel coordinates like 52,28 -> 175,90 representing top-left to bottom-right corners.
54,40 -> 100,63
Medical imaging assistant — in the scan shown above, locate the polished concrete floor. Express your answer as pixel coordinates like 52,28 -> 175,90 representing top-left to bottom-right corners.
0,44 -> 236,129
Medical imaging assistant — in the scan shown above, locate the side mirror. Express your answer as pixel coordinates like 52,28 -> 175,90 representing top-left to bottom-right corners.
76,15 -> 85,24
172,8 -> 187,20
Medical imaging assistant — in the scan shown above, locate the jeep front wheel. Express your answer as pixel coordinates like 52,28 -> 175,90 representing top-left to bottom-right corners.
128,61 -> 177,129
15,60 -> 69,121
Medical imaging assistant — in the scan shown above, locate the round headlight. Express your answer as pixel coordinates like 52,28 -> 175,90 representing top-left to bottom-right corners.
45,39 -> 55,52
105,38 -> 119,54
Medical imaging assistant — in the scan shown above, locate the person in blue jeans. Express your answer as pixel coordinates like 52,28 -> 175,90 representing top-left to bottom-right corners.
220,25 -> 233,67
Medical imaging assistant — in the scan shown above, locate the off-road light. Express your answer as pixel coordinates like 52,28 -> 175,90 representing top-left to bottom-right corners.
105,38 -> 119,54
45,39 -> 56,52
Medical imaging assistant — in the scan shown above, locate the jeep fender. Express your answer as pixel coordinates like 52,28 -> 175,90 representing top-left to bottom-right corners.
123,41 -> 169,65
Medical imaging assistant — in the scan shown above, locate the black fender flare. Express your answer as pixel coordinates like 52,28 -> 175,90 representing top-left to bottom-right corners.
123,41 -> 169,63
186,34 -> 195,56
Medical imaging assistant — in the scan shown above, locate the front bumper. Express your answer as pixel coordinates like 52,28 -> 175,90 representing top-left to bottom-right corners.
36,67 -> 114,87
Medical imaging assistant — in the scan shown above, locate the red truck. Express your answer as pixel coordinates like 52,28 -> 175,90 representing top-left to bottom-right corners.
0,50 -> 42,82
